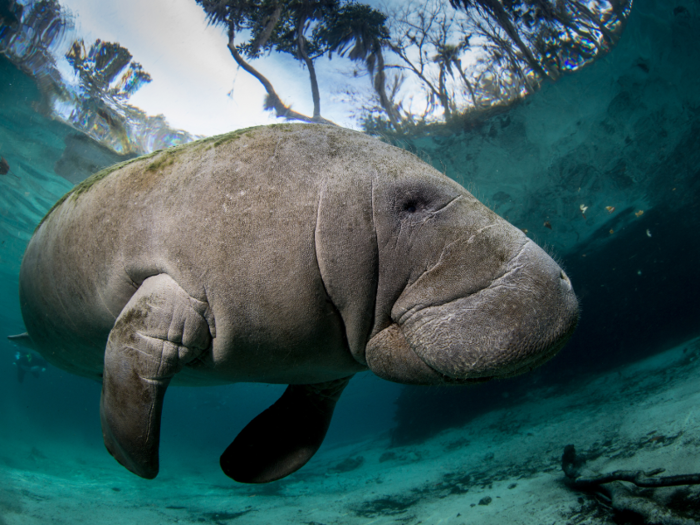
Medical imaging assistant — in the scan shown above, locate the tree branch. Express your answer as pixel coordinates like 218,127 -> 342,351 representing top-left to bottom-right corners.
562,444 -> 700,490
249,3 -> 283,56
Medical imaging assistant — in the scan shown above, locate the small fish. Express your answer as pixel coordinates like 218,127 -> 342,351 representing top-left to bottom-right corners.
0,156 -> 19,179
635,210 -> 644,218
606,206 -> 615,213
543,221 -> 552,230
646,229 -> 652,237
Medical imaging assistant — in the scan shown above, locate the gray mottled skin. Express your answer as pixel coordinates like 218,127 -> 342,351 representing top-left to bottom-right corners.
18,124 -> 579,483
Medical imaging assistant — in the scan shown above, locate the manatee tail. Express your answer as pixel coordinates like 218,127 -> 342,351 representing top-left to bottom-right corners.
220,377 -> 351,483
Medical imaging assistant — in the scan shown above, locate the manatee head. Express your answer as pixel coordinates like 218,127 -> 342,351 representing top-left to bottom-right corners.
364,169 -> 579,385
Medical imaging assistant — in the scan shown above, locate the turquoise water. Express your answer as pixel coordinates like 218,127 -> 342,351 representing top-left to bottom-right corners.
1,0 -> 700,523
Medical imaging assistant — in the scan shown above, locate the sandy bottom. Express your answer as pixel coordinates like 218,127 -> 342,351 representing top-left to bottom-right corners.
2,338 -> 700,525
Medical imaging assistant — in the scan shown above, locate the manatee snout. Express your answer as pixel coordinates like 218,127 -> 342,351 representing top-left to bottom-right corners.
366,241 -> 579,384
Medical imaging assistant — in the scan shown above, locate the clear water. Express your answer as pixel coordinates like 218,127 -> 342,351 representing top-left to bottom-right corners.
1,0 -> 700,523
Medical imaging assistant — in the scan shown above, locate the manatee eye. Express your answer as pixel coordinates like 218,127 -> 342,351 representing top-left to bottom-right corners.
394,181 -> 458,220
401,198 -> 422,214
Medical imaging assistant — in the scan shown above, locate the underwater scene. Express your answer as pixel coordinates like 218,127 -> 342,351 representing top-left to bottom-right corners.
1,0 -> 700,523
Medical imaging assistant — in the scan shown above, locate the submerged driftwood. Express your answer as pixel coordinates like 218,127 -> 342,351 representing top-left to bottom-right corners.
562,444 -> 700,489
562,444 -> 700,525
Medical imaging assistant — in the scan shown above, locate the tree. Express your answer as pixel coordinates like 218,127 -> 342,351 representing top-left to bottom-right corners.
450,0 -> 550,78
65,39 -> 152,99
385,0 -> 475,122
196,0 -> 406,127
315,3 -> 401,128
195,0 -> 631,134
196,0 -> 338,124
449,0 -> 632,83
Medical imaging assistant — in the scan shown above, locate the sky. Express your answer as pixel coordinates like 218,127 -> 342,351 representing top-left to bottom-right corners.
57,0 -> 365,137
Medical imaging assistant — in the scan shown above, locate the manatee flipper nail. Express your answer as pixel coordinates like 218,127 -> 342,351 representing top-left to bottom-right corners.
100,274 -> 212,479
7,332 -> 35,349
220,377 -> 351,483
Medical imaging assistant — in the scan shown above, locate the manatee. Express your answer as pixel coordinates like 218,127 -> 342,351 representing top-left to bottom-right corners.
16,124 -> 578,483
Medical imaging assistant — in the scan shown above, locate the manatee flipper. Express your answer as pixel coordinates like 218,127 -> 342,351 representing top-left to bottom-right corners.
100,274 -> 213,479
220,376 -> 351,483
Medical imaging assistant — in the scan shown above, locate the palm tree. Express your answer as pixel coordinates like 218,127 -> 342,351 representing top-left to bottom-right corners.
317,3 -> 400,128
433,38 -> 479,113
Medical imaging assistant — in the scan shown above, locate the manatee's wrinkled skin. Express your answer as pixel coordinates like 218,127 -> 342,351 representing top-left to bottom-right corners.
18,124 -> 579,483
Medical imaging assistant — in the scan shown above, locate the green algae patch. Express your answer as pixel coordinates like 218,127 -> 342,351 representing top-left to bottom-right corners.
196,123 -> 299,149
37,154 -> 153,229
36,126 -> 269,230
35,123 -> 323,231
145,150 -> 178,173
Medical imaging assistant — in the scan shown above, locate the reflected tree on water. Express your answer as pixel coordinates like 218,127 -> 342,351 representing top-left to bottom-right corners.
65,39 -> 152,101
